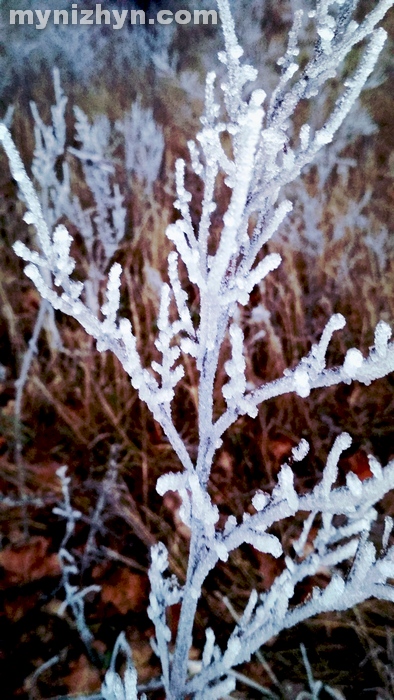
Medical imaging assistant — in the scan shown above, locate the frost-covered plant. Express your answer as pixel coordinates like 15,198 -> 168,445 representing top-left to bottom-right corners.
0,0 -> 176,99
29,70 -> 128,315
28,71 -> 165,317
281,98 -> 377,256
116,99 -> 165,192
53,466 -> 100,653
69,106 -> 127,315
27,67 -> 165,319
1,0 -> 394,699
101,631 -> 147,700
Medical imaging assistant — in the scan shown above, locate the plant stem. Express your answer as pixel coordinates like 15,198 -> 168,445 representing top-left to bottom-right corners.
170,518 -> 205,699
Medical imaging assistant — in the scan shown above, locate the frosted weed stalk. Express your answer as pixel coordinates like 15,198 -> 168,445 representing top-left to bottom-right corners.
1,0 -> 394,698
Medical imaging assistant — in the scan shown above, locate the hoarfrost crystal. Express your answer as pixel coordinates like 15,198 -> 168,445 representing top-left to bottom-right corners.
1,0 -> 394,698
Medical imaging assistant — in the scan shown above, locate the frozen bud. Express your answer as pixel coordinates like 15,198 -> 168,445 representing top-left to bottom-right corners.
23,212 -> 35,225
214,541 -> 229,561
374,321 -> 392,358
368,455 -> 382,479
230,44 -> 244,60
250,89 -> 266,107
285,555 -> 296,573
252,490 -> 269,511
343,348 -> 363,378
292,439 -> 309,462
180,338 -> 199,358
223,638 -> 242,669
300,124 -> 310,150
314,129 -> 332,147
294,367 -> 310,397
277,463 -> 298,510
383,516 -> 393,551
346,471 -> 363,497
317,26 -> 334,42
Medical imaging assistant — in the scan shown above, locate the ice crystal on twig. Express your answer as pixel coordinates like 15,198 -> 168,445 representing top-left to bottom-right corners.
1,0 -> 394,697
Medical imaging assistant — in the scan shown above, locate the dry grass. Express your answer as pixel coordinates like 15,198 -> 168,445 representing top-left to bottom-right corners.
0,6 -> 394,699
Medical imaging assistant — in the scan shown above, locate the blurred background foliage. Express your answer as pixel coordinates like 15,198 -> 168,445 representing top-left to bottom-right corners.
0,1 -> 394,697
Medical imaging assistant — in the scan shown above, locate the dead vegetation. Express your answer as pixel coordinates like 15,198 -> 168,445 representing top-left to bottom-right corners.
0,4 -> 394,698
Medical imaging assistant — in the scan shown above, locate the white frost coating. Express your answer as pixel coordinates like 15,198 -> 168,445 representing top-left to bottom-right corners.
156,471 -> 187,497
320,433 -> 352,500
318,314 -> 346,359
274,463 -> 299,510
318,25 -> 335,42
293,512 -> 315,557
292,439 -> 310,462
346,471 -> 363,498
2,0 -> 394,697
222,638 -> 242,669
214,541 -> 229,561
343,347 -> 364,378
300,124 -> 310,150
252,490 -> 269,511
294,367 -> 311,398
374,320 -> 392,358
382,516 -> 393,551
202,628 -> 216,667
101,263 -> 122,329
115,98 -> 164,192
102,632 -> 147,700
368,454 -> 383,479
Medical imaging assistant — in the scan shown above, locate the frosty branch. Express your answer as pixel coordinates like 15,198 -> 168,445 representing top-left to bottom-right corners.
1,0 -> 394,698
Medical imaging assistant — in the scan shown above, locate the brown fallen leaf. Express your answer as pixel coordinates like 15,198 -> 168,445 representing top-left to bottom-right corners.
99,567 -> 148,614
3,590 -> 42,622
63,654 -> 101,694
0,536 -> 61,586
